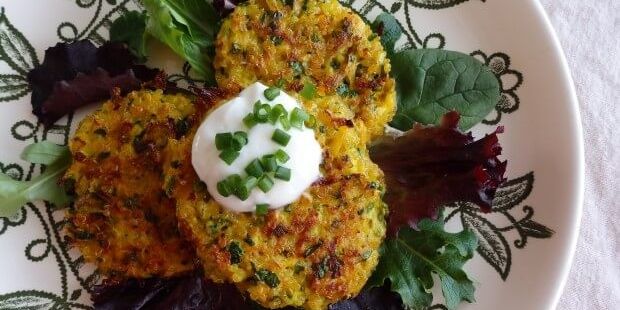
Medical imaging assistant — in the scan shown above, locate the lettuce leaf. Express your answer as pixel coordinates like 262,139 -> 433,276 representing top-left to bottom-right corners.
0,141 -> 72,217
371,111 -> 507,236
367,218 -> 478,310
27,41 -> 160,126
110,11 -> 149,62
143,0 -> 220,85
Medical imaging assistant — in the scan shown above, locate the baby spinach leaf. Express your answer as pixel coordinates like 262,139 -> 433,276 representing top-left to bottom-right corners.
367,217 -> 478,310
143,0 -> 220,85
372,12 -> 402,57
390,49 -> 500,131
0,142 -> 72,217
110,11 -> 149,62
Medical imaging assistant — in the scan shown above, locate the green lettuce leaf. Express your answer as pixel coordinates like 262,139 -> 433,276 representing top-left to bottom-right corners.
0,142 -> 72,217
142,0 -> 220,85
110,11 -> 149,62
368,217 -> 478,310
389,49 -> 500,131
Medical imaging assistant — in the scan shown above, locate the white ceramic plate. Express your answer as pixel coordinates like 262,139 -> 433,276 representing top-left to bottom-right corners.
0,0 -> 583,309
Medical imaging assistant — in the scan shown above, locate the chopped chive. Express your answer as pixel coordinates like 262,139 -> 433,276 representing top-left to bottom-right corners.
279,115 -> 291,130
305,114 -> 317,128
272,129 -> 291,146
261,154 -> 278,172
274,166 -> 291,181
217,179 -> 232,197
245,159 -> 264,178
236,186 -> 250,201
228,174 -> 243,193
275,149 -> 290,163
243,113 -> 258,128
219,149 -> 240,165
231,175 -> 254,201
232,131 -> 248,151
244,176 -> 258,190
270,104 -> 287,124
290,107 -> 309,129
254,101 -> 271,122
234,131 -> 248,143
264,87 -> 280,101
256,203 -> 269,215
300,81 -> 316,100
257,175 -> 274,193
215,132 -> 233,150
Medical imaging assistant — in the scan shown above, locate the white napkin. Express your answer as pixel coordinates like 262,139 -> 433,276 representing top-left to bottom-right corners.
540,1 -> 620,309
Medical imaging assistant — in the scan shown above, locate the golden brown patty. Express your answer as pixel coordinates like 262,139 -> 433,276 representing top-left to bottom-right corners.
63,90 -> 197,279
162,1 -> 396,308
164,116 -> 387,309
214,0 -> 396,139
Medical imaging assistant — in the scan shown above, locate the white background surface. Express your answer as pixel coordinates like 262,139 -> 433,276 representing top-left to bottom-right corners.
540,1 -> 620,309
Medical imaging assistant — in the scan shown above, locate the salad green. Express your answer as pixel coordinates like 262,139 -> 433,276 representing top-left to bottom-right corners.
373,13 -> 500,131
142,0 -> 221,85
368,217 -> 478,309
0,141 -> 72,217
109,11 -> 148,62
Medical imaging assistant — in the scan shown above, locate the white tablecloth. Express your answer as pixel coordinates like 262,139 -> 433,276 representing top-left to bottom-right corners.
540,1 -> 620,309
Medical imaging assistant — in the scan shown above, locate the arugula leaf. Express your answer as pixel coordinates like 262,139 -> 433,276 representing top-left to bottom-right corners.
372,12 -> 402,57
368,217 -> 478,310
20,141 -> 69,165
143,0 -> 220,85
110,11 -> 148,62
389,49 -> 500,131
0,142 -> 72,217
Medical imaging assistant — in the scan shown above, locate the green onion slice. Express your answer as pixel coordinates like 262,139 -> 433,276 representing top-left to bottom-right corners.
231,131 -> 248,151
300,81 -> 316,100
270,104 -> 287,124
256,203 -> 269,215
254,101 -> 271,122
245,159 -> 264,178
257,175 -> 274,193
215,132 -> 233,150
290,107 -> 310,129
274,166 -> 291,181
243,113 -> 258,128
275,149 -> 290,163
219,149 -> 240,165
261,154 -> 278,172
264,87 -> 280,101
305,114 -> 317,128
217,179 -> 233,197
272,128 -> 291,146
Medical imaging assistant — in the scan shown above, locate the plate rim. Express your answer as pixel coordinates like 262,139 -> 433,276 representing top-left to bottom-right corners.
527,0 -> 585,308
0,0 -> 586,309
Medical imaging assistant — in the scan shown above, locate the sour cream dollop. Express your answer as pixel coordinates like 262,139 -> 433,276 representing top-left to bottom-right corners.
192,82 -> 322,213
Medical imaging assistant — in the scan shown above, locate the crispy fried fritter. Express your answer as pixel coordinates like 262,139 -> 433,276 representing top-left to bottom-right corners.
160,1 -> 395,308
63,90 -> 197,279
164,119 -> 387,309
214,0 -> 396,140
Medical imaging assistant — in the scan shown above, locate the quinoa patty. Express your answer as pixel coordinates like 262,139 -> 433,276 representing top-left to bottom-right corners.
63,90 -> 197,279
214,0 -> 396,140
164,115 -> 387,309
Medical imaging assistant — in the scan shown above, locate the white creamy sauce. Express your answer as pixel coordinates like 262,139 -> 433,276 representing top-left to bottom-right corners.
191,82 -> 322,213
